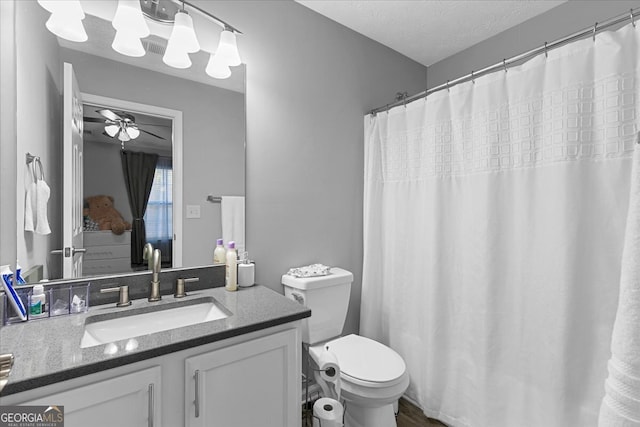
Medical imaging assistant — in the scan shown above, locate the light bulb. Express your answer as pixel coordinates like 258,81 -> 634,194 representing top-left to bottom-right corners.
206,53 -> 231,79
163,39 -> 192,69
112,30 -> 145,57
215,30 -> 241,67
167,11 -> 200,54
112,0 -> 150,38
104,124 -> 120,137
44,12 -> 87,42
126,127 -> 140,139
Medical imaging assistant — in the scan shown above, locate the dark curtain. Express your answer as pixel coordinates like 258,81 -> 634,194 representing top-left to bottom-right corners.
121,150 -> 158,265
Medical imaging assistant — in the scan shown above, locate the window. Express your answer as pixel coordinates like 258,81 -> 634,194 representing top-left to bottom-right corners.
144,156 -> 172,265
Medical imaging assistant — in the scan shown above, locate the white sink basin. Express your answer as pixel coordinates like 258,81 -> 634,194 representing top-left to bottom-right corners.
80,298 -> 230,348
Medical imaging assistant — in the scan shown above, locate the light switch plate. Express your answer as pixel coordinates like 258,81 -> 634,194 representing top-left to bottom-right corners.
186,205 -> 201,219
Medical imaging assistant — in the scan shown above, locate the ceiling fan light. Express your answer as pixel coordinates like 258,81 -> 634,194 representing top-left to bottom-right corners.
45,12 -> 87,43
118,129 -> 131,142
215,30 -> 241,67
168,11 -> 200,54
112,30 -> 145,57
104,124 -> 120,137
126,127 -> 140,140
163,40 -> 192,69
112,0 -> 150,38
205,53 -> 231,79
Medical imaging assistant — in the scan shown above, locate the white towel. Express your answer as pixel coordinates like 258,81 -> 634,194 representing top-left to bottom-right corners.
24,181 -> 36,232
35,179 -> 51,235
221,196 -> 245,254
599,135 -> 640,426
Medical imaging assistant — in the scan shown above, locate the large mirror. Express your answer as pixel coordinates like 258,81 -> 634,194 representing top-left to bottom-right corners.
5,0 -> 246,281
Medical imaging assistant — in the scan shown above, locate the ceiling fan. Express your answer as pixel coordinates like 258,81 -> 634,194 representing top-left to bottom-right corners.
84,109 -> 166,147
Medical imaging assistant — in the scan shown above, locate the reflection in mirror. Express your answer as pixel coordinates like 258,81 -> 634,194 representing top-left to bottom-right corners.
9,0 -> 246,282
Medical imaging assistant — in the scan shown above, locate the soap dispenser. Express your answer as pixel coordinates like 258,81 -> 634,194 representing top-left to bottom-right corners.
238,252 -> 255,287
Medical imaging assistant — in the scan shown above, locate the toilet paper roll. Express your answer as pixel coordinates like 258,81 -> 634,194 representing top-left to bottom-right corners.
318,349 -> 341,400
312,397 -> 344,427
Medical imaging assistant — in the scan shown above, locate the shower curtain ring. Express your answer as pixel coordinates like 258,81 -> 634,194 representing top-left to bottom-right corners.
544,42 -> 548,58
446,80 -> 450,91
503,59 -> 508,73
471,71 -> 475,84
632,9 -> 636,28
593,22 -> 598,41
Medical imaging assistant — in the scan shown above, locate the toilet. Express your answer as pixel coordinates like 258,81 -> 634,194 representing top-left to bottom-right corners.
282,267 -> 409,427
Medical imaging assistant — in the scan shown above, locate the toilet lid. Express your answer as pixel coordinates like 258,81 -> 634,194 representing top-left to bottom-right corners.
325,334 -> 406,384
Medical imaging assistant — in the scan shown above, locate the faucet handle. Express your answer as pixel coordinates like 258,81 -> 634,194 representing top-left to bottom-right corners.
101,285 -> 132,307
174,277 -> 199,298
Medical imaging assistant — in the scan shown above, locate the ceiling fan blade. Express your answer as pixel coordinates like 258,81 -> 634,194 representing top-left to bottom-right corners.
83,117 -> 106,123
97,109 -> 122,122
139,128 -> 167,140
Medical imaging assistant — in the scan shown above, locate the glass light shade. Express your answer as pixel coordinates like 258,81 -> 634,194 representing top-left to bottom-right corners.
205,54 -> 231,79
112,30 -> 145,57
167,11 -> 200,54
37,0 -> 84,19
126,127 -> 140,139
163,39 -> 192,69
104,124 -> 120,137
215,30 -> 241,67
112,0 -> 150,38
118,130 -> 131,142
45,12 -> 87,42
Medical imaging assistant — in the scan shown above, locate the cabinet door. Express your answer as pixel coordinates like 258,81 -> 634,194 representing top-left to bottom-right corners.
185,328 -> 300,427
22,366 -> 161,427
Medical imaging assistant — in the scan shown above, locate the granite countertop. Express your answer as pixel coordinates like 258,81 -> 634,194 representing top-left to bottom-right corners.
0,285 -> 310,396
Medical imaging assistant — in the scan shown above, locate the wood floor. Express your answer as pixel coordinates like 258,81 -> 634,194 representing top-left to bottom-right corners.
397,398 -> 447,427
303,397 -> 446,426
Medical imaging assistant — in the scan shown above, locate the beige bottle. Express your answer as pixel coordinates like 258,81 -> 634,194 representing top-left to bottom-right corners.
225,241 -> 238,291
213,239 -> 226,264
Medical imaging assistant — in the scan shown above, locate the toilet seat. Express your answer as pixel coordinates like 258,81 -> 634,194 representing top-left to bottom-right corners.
325,334 -> 406,387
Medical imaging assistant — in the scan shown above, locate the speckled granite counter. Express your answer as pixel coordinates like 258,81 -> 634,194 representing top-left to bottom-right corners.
0,285 -> 310,396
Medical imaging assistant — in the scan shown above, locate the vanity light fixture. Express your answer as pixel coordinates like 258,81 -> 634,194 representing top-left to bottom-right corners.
37,0 -> 88,43
37,0 -> 243,79
163,9 -> 200,68
111,0 -> 150,57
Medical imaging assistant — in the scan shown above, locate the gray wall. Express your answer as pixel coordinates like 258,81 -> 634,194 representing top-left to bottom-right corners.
427,1 -> 640,89
15,0 -> 63,279
202,1 -> 428,336
60,49 -> 245,268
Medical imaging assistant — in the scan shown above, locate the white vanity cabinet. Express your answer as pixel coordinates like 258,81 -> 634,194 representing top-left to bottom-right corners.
185,328 -> 299,427
19,366 -> 161,427
1,323 -> 302,427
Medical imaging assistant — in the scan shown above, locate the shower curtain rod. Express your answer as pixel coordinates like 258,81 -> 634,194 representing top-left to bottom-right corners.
369,7 -> 639,116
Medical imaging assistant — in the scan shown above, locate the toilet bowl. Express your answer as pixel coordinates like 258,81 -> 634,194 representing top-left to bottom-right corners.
310,334 -> 409,427
282,267 -> 409,427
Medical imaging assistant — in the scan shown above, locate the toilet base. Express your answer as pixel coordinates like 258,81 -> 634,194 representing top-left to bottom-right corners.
344,402 -> 397,427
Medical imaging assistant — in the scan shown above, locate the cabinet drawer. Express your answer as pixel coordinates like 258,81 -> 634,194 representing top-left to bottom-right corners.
83,258 -> 132,275
84,244 -> 130,260
84,231 -> 131,246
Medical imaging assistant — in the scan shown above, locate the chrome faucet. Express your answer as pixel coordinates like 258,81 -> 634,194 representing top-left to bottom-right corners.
148,248 -> 162,302
143,243 -> 154,271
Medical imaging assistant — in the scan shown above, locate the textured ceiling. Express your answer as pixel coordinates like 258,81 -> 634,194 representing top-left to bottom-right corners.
296,0 -> 566,67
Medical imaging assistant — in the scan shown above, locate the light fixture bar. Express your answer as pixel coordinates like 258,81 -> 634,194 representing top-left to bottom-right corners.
179,0 -> 242,34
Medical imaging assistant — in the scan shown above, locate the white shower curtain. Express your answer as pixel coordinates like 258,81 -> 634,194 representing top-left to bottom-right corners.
362,23 -> 639,427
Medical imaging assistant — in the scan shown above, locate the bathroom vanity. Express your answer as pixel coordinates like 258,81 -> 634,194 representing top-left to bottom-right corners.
0,285 -> 310,427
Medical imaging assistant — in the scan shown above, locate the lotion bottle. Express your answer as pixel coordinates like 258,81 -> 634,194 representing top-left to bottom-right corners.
225,241 -> 238,291
29,284 -> 47,317
213,239 -> 226,264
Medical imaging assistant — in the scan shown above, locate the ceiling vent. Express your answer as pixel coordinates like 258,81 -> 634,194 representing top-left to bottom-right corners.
143,39 -> 166,56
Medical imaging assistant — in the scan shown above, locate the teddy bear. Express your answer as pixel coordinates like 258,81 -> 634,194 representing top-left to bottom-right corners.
84,195 -> 132,235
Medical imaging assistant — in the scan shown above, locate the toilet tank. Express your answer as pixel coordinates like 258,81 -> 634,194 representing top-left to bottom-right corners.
282,267 -> 353,345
